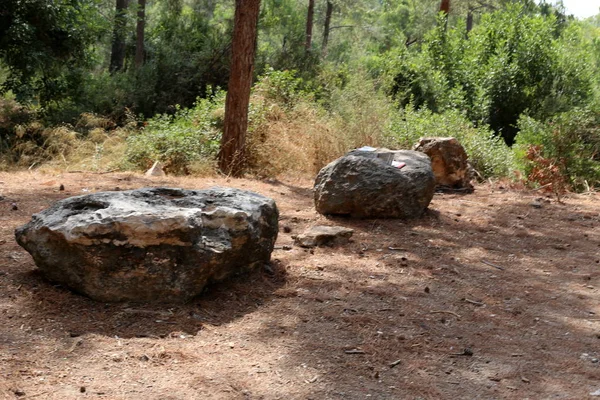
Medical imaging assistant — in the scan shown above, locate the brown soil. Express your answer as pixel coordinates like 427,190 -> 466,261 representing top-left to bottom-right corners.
1,171 -> 599,399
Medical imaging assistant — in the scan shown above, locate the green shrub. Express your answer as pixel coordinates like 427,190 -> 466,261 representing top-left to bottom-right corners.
380,6 -> 595,145
253,68 -> 310,107
515,109 -> 600,190
387,104 -> 516,178
125,93 -> 224,174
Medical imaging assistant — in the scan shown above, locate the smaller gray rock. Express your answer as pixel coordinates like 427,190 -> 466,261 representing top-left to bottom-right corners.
314,149 -> 435,218
530,201 -> 544,209
294,226 -> 354,248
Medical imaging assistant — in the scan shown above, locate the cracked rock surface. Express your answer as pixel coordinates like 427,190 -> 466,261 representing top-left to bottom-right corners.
15,187 -> 278,302
314,149 -> 435,218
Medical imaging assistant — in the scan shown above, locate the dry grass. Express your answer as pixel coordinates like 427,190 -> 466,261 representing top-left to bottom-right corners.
62,128 -> 130,172
11,125 -> 78,168
246,100 -> 342,177
245,89 -> 391,178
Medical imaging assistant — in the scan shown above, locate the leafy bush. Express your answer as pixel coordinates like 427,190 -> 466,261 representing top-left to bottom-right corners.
253,68 -> 310,107
515,109 -> 600,190
387,105 -> 516,178
380,6 -> 595,145
326,69 -> 394,150
125,93 -> 224,174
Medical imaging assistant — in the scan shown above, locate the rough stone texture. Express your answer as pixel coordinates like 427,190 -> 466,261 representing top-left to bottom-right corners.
314,149 -> 435,218
15,187 -> 278,303
413,137 -> 472,190
294,226 -> 354,248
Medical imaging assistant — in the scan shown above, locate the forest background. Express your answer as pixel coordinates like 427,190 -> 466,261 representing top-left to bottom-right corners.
1,0 -> 599,193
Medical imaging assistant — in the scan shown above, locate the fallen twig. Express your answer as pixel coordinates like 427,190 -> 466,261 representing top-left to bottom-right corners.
481,259 -> 505,271
388,247 -> 407,251
530,183 -> 553,191
389,359 -> 402,368
463,298 -> 484,306
67,169 -> 119,174
22,391 -> 51,399
344,349 -> 365,354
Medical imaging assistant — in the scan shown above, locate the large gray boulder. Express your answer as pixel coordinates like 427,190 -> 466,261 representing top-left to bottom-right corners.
15,187 -> 278,303
314,149 -> 435,218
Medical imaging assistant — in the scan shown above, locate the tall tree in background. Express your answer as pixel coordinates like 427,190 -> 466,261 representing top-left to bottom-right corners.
219,0 -> 261,176
135,0 -> 146,68
440,0 -> 450,14
321,1 -> 333,55
110,0 -> 129,72
305,0 -> 315,53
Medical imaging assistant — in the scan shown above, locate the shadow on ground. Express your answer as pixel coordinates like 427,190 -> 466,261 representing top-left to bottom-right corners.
1,173 -> 600,399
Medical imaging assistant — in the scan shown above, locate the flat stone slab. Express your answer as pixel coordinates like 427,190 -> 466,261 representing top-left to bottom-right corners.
294,225 -> 354,248
15,187 -> 279,302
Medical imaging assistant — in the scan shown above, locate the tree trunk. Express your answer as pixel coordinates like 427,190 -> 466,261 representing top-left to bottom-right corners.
110,0 -> 129,73
439,0 -> 450,31
321,1 -> 333,55
305,0 -> 315,54
135,0 -> 146,68
218,0 -> 261,176
466,8 -> 473,38
439,0 -> 450,14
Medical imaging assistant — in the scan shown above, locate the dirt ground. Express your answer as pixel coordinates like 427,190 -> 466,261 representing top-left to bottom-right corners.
0,170 -> 599,400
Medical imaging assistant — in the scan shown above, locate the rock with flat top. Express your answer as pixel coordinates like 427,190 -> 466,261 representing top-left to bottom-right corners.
314,149 -> 435,218
294,226 -> 354,248
15,187 -> 278,302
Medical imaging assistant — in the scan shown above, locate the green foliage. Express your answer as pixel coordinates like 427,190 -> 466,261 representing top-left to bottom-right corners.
125,92 -> 224,174
380,5 -> 595,145
258,0 -> 310,71
326,69 -> 394,149
0,0 -> 105,103
0,0 -> 599,192
387,104 -> 516,178
515,109 -> 600,190
253,68 -> 312,107
465,6 -> 592,143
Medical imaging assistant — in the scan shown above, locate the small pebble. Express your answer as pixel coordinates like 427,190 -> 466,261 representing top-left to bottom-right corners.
530,201 -> 543,209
